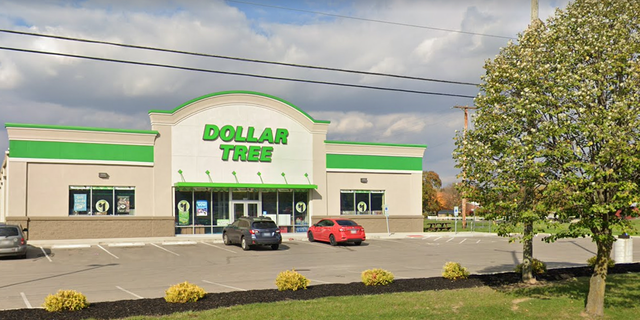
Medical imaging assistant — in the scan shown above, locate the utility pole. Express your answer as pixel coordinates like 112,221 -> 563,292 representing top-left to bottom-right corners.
531,0 -> 539,22
454,105 -> 476,229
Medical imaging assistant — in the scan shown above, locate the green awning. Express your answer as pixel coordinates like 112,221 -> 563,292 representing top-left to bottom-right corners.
174,182 -> 317,189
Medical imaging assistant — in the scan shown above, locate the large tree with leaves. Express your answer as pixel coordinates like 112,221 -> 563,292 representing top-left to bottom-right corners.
422,171 -> 443,215
455,0 -> 640,316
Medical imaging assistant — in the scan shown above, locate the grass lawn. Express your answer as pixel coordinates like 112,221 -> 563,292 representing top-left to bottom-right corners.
118,273 -> 640,320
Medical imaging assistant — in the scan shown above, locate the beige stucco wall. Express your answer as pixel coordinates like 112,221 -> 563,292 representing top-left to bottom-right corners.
325,171 -> 422,214
23,163 -> 155,217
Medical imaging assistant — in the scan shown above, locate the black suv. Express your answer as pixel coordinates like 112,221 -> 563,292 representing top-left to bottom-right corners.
222,217 -> 282,250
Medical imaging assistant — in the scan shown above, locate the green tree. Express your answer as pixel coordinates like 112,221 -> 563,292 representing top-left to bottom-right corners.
422,171 -> 442,215
455,0 -> 640,316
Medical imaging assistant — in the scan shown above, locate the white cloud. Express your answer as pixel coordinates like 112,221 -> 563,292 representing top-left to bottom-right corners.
0,0 -> 571,185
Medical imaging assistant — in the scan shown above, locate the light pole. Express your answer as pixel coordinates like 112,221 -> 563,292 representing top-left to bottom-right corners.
454,105 -> 476,229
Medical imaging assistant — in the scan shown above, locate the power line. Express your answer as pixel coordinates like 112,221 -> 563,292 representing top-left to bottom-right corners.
0,46 -> 477,99
0,29 -> 479,87
226,0 -> 514,40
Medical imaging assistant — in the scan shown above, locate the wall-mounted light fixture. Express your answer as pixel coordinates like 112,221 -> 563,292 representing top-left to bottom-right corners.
98,172 -> 110,179
360,178 -> 368,183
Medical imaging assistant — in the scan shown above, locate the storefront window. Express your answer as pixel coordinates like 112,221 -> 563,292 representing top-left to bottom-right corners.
278,191 -> 293,230
293,191 -> 309,232
69,186 -> 135,216
212,191 -> 229,232
232,190 -> 259,200
115,187 -> 135,215
173,189 -> 309,234
340,190 -> 385,215
261,191 -> 277,221
175,190 -> 193,231
193,191 -> 211,234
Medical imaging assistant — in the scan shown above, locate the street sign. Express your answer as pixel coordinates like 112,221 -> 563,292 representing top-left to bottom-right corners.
454,206 -> 459,217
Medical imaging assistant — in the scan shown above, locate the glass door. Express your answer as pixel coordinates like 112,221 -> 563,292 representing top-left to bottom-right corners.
232,201 -> 260,221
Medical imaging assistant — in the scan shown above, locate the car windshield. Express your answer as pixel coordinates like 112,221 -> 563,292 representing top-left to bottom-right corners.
0,227 -> 19,237
336,220 -> 357,226
253,221 -> 277,229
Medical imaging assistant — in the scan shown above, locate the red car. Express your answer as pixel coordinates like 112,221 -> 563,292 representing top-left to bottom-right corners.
307,218 -> 365,246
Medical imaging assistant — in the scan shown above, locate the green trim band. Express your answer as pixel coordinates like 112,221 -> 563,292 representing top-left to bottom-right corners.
148,91 -> 330,124
5,123 -> 158,135
174,182 -> 317,189
326,154 -> 422,171
325,140 -> 427,149
9,140 -> 154,163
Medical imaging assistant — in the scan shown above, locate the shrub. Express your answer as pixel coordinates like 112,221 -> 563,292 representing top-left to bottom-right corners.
164,281 -> 206,303
42,290 -> 89,312
275,269 -> 310,291
361,268 -> 395,286
587,256 -> 615,268
514,258 -> 547,275
442,262 -> 470,280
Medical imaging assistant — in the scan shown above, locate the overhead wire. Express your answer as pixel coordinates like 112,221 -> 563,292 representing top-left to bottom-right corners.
0,46 -> 477,99
225,0 -> 514,40
0,29 -> 479,87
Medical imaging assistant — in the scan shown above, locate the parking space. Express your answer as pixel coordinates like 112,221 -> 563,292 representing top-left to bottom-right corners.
0,234 -> 635,310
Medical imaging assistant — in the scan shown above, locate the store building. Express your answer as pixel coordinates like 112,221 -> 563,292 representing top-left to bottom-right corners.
0,91 -> 426,240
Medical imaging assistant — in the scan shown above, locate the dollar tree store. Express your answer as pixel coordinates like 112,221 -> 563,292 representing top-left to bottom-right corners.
0,91 -> 426,240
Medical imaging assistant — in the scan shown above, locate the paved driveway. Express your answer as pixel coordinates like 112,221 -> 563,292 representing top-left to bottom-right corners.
0,233 -> 637,310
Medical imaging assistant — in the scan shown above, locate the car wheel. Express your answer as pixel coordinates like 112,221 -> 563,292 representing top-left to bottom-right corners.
241,237 -> 251,251
354,241 -> 362,246
223,233 -> 231,245
308,231 -> 315,242
19,253 -> 27,259
329,234 -> 337,246
271,244 -> 279,250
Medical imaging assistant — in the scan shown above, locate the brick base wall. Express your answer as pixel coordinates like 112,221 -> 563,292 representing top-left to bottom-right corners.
6,216 -> 175,240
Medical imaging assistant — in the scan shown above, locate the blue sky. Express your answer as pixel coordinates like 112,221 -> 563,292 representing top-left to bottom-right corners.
0,0 -> 570,185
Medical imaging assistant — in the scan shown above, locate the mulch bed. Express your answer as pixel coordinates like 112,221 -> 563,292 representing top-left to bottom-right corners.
3,263 -> 639,320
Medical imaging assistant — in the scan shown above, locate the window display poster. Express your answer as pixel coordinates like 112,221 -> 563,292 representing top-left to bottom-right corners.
74,194 -> 87,211
178,200 -> 190,225
196,200 -> 208,216
117,196 -> 130,213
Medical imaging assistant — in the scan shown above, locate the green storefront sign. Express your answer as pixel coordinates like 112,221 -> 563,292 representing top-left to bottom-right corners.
202,124 -> 289,162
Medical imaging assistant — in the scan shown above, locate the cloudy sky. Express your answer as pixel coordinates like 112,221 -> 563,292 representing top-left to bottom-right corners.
0,0 -> 570,185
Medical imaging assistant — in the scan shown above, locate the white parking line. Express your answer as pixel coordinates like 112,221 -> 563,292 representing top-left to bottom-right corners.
446,238 -> 454,242
39,247 -> 52,262
202,280 -> 247,291
476,240 -> 481,243
459,239 -> 467,244
434,237 -> 442,241
150,243 -> 180,256
200,241 -> 237,253
20,292 -> 32,308
116,286 -> 144,299
97,245 -> 119,259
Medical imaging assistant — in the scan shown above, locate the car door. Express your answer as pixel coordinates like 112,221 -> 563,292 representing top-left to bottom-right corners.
317,219 -> 334,242
227,220 -> 241,243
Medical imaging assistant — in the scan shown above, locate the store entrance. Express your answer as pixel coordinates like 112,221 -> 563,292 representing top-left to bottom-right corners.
232,201 -> 260,221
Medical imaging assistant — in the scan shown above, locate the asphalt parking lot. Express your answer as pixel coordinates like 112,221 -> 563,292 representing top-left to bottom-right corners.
0,233 -> 637,311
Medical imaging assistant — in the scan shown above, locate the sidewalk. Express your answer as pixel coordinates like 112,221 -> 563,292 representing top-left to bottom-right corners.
27,232 -> 490,248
